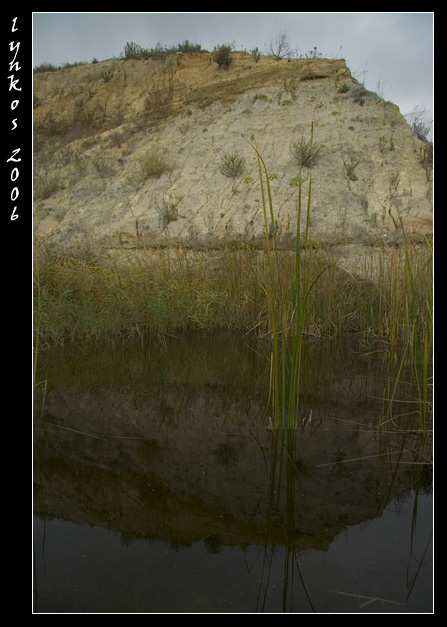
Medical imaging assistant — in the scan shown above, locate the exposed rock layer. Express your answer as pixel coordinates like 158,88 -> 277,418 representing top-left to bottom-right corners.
33,52 -> 433,254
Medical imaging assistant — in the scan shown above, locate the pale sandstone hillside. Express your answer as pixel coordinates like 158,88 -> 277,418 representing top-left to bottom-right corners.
33,52 -> 433,254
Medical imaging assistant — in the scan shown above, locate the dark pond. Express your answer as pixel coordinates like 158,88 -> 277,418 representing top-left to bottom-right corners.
33,333 -> 433,613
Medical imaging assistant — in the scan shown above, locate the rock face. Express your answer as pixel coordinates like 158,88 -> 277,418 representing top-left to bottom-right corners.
33,52 -> 433,254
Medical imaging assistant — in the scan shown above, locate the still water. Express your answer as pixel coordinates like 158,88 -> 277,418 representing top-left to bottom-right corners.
33,333 -> 433,613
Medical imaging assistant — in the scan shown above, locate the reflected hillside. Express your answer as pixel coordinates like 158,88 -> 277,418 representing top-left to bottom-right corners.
33,333 -> 432,551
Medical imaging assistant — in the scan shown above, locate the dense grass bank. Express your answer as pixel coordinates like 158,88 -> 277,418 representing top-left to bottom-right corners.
34,238 -> 432,353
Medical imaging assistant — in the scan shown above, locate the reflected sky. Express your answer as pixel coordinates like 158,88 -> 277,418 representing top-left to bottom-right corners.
33,489 -> 432,613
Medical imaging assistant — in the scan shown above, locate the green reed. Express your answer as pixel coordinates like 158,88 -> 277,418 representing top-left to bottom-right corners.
382,217 -> 433,436
34,233 -> 432,345
246,129 -> 317,429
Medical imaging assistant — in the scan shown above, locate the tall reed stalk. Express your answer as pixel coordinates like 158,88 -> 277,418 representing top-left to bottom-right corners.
384,217 -> 433,436
246,126 -> 317,429
403,222 -> 433,434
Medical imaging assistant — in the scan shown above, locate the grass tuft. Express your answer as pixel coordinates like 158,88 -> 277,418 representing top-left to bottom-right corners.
219,150 -> 246,178
140,147 -> 172,180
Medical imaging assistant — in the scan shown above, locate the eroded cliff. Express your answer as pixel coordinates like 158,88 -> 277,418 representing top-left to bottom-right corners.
33,52 -> 433,254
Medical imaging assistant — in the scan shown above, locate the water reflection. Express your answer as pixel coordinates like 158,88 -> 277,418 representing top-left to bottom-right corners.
33,333 -> 432,613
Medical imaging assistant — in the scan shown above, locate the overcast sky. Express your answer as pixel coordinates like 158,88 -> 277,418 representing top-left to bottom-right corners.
32,12 -> 434,137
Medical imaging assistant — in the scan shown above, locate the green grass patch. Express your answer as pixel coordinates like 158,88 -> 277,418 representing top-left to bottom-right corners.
34,236 -> 432,351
